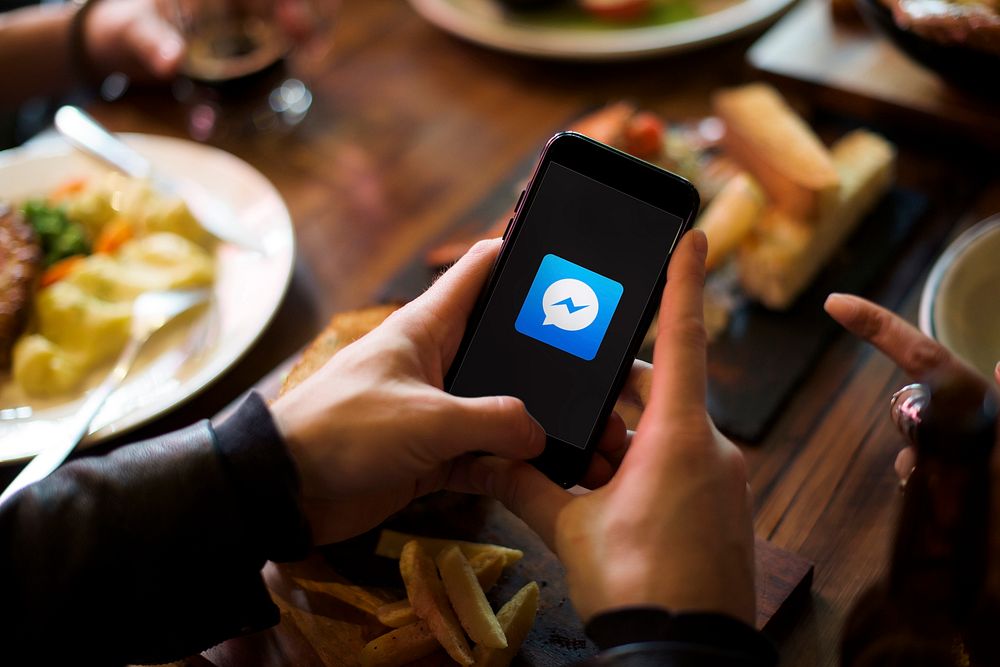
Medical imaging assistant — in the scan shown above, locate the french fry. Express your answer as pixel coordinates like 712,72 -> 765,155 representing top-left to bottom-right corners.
375,599 -> 416,628
468,551 -> 506,592
472,582 -> 540,667
696,171 -> 767,272
437,545 -> 507,649
377,529 -> 523,566
376,551 -> 507,628
400,540 -> 474,666
293,578 -> 388,615
360,621 -> 440,667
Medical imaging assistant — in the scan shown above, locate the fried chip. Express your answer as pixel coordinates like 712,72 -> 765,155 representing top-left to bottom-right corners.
438,545 -> 507,649
472,582 -> 540,667
375,599 -> 416,628
377,530 -> 523,566
376,551 -> 507,629
400,540 -> 474,666
360,621 -> 439,667
293,578 -> 388,615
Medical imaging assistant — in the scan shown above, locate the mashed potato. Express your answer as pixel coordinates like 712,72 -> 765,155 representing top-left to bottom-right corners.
12,176 -> 215,397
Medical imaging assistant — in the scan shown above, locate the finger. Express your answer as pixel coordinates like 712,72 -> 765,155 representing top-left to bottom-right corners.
444,394 -> 546,460
995,361 -> 1000,386
619,359 -> 653,410
895,447 -> 916,483
400,238 -> 502,365
646,230 -> 709,416
824,293 -> 969,381
125,14 -> 186,79
595,411 -> 629,470
447,456 -> 571,550
578,412 -> 629,489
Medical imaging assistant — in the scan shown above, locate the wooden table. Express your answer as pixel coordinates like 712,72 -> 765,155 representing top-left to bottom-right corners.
8,1 -> 999,665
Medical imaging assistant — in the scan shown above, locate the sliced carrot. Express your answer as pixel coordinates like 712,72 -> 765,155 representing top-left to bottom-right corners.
48,177 -> 88,203
40,255 -> 86,288
94,217 -> 134,254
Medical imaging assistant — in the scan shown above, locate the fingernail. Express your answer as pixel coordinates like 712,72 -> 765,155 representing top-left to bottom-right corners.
824,292 -> 856,317
159,37 -> 184,66
690,229 -> 708,258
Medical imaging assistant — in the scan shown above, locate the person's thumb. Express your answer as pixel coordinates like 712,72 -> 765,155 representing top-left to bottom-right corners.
448,455 -> 570,551
125,14 -> 185,79
400,239 -> 502,365
443,395 -> 545,460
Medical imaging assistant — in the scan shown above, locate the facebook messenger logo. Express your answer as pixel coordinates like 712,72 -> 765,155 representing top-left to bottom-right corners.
515,254 -> 623,361
541,279 -> 599,330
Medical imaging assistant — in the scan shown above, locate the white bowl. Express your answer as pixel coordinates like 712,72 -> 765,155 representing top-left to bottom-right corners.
920,215 -> 1000,379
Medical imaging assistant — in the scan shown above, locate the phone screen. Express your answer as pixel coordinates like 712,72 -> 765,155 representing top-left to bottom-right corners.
448,161 -> 685,448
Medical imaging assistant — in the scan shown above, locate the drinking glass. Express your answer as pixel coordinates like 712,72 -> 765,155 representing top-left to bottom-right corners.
160,0 -> 337,140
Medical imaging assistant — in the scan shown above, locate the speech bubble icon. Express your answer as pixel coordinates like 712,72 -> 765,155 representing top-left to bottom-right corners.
541,278 -> 600,331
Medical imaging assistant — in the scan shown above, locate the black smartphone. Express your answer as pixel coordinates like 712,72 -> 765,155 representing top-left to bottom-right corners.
445,132 -> 699,487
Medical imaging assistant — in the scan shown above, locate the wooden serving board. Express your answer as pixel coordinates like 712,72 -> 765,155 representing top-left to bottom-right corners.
194,360 -> 813,667
705,188 -> 925,440
199,492 -> 812,667
747,0 -> 1000,149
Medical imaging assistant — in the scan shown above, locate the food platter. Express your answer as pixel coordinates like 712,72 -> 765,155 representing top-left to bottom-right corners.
0,135 -> 295,463
408,0 -> 797,60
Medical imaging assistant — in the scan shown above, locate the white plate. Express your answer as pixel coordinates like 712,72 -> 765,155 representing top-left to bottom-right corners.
408,0 -> 796,60
0,135 -> 294,463
920,215 -> 1000,379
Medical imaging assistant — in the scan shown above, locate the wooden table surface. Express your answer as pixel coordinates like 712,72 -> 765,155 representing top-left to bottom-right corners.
10,1 -> 999,665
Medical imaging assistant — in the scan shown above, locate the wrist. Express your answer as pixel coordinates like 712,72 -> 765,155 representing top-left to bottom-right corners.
68,0 -> 104,84
214,391 -> 312,561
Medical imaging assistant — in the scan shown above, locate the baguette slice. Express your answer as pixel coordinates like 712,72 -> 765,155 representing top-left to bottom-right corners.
714,83 -> 840,219
696,171 -> 767,271
738,129 -> 896,309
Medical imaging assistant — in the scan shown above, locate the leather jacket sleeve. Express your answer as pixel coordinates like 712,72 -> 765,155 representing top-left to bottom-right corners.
0,392 -> 310,666
1,392 -> 778,667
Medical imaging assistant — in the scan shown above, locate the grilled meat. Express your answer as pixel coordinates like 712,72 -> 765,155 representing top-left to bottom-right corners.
0,203 -> 41,369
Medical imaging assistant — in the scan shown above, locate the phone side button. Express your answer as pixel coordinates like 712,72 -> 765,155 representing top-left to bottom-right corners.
502,218 -> 514,239
514,189 -> 526,212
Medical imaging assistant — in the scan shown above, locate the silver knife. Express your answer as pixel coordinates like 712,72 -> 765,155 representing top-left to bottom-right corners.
53,105 -> 267,254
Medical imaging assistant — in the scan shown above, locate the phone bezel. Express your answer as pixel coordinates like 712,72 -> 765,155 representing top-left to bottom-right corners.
445,131 -> 699,488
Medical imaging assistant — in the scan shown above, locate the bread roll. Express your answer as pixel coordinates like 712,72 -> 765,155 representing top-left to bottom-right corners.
280,304 -> 400,396
696,171 -> 767,271
713,84 -> 840,219
738,130 -> 896,309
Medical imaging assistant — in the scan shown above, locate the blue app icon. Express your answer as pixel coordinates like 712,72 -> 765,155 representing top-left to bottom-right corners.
515,254 -> 624,361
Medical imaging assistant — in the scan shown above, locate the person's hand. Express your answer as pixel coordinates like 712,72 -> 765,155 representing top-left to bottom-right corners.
271,239 -> 551,545
84,0 -> 186,81
449,230 -> 757,625
824,293 -> 1000,480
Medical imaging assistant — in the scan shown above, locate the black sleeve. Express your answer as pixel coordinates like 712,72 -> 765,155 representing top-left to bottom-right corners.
573,607 -> 778,667
0,391 -> 311,666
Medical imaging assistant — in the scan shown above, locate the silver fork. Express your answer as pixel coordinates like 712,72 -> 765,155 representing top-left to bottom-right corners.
53,106 -> 266,254
0,288 -> 211,507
